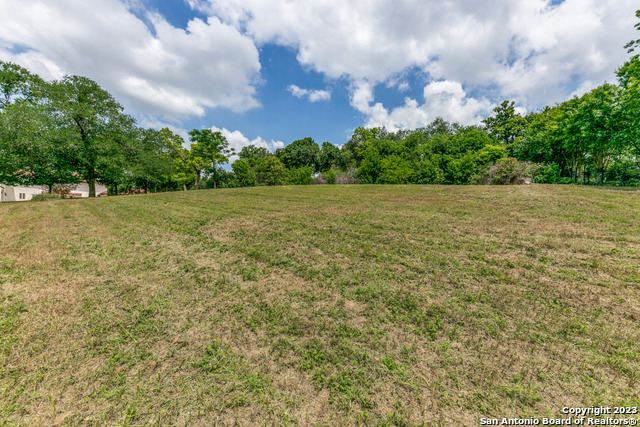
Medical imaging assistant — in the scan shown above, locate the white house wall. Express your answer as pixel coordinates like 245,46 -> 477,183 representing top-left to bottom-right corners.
1,182 -> 109,202
69,182 -> 108,198
1,185 -> 47,202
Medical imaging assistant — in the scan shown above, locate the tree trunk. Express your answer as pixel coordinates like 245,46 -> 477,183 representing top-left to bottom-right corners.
182,182 -> 187,191
194,172 -> 200,190
48,184 -> 53,194
88,178 -> 96,197
596,168 -> 605,185
214,180 -> 217,190
570,168 -> 577,182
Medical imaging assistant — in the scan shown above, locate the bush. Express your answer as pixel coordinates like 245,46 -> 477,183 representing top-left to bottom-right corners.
379,155 -> 413,184
444,153 -> 477,184
414,158 -> 444,184
288,166 -> 314,185
605,160 -> 640,186
53,184 -> 74,198
325,169 -> 336,184
534,164 -> 574,184
30,193 -> 59,202
255,156 -> 288,186
231,159 -> 256,187
336,169 -> 358,184
476,158 -> 538,185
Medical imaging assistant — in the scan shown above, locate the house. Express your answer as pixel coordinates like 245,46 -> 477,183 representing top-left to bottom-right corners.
0,182 -> 108,202
0,184 -> 47,202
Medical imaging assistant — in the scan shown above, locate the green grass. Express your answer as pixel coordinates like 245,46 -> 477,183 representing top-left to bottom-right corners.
1,184 -> 639,425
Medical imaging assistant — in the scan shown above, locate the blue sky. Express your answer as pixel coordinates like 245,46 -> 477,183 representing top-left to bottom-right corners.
0,0 -> 637,153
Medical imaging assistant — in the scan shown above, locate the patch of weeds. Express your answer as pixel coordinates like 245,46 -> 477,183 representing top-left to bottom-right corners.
0,295 -> 25,359
241,266 -> 260,281
334,325 -> 362,339
195,338 -> 272,408
0,257 -> 16,274
409,304 -> 446,340
247,244 -> 270,262
380,403 -> 413,427
270,255 -> 295,268
499,374 -> 542,406
196,339 -> 239,374
325,370 -> 374,410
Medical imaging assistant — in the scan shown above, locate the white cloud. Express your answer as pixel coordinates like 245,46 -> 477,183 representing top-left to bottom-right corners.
351,80 -> 495,130
210,125 -> 285,163
287,84 -> 331,102
0,0 -> 261,120
191,0 -> 638,111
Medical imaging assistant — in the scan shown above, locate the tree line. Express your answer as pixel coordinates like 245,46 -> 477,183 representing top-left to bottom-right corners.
230,11 -> 640,188
0,67 -> 233,196
1,10 -> 639,194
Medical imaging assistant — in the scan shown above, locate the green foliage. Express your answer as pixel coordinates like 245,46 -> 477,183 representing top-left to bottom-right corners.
617,55 -> 640,157
623,9 -> 640,53
319,142 -> 341,172
277,137 -> 320,171
576,84 -> 625,184
238,145 -> 270,168
534,164 -> 572,184
188,129 -> 232,190
0,100 -> 78,188
356,146 -> 382,184
476,145 -> 507,166
232,159 -> 256,187
414,157 -> 444,184
325,168 -> 337,184
444,153 -> 477,185
30,193 -> 59,202
255,156 -> 288,186
45,75 -> 138,197
605,158 -> 640,186
0,61 -> 42,108
378,155 -> 413,184
288,166 -> 314,185
482,100 -> 526,153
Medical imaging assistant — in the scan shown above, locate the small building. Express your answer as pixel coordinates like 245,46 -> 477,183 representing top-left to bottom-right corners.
0,182 -> 108,202
0,184 -> 47,202
67,182 -> 108,198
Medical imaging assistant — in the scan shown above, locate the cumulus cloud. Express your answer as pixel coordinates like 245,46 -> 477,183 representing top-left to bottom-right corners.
0,0 -> 262,120
190,0 -> 638,110
287,84 -> 331,102
351,80 -> 495,130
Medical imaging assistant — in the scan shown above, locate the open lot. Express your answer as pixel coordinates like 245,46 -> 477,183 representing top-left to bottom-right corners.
1,185 -> 639,425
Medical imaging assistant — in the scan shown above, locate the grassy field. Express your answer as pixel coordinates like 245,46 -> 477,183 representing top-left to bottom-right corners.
1,185 -> 639,426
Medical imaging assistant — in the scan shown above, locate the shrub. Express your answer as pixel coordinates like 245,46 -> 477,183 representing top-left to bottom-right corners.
336,169 -> 358,184
255,156 -> 288,186
53,184 -> 74,198
534,164 -> 574,184
379,155 -> 413,184
477,158 -> 538,185
325,169 -> 337,184
30,193 -> 59,202
414,158 -> 444,184
605,159 -> 640,186
288,166 -> 314,185
314,174 -> 328,184
231,159 -> 256,187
